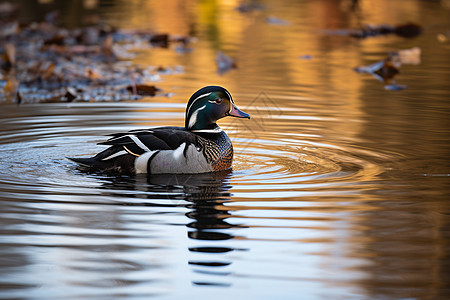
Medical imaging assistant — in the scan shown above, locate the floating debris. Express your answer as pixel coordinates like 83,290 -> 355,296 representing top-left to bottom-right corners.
354,47 -> 421,90
149,33 -> 194,51
64,87 -> 78,102
325,23 -> 422,39
3,76 -> 19,102
349,23 -> 422,38
150,34 -> 169,48
393,23 -> 422,38
354,59 -> 399,81
126,84 -> 160,96
216,51 -> 237,75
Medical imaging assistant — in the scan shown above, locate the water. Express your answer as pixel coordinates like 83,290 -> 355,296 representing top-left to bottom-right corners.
1,0 -> 449,299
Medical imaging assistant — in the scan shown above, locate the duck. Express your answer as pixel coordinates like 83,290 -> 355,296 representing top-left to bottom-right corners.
68,86 -> 250,175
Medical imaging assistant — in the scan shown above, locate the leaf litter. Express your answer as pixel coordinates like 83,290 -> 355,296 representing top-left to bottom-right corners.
0,9 -> 192,104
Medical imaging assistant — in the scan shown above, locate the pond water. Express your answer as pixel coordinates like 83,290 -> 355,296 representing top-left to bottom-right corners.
1,0 -> 449,299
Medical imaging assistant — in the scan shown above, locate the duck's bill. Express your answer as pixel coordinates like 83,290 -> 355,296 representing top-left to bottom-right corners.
228,104 -> 250,119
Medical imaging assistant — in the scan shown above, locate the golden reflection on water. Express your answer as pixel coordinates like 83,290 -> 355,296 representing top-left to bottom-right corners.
103,1 -> 449,298
1,0 -> 449,299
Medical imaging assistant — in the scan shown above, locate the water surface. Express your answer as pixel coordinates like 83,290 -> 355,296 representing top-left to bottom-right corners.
1,0 -> 449,299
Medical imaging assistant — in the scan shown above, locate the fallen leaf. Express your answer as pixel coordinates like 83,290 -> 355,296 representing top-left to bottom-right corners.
437,32 -> 450,43
349,25 -> 394,38
150,34 -> 169,48
348,23 -> 422,39
86,68 -> 103,80
0,6 -> 190,103
216,51 -> 237,74
65,87 -> 78,101
374,61 -> 399,82
42,62 -> 56,80
4,43 -> 16,66
354,58 -> 400,84
101,34 -> 114,56
394,23 -> 422,38
126,84 -> 159,96
3,77 -> 19,102
44,35 -> 65,46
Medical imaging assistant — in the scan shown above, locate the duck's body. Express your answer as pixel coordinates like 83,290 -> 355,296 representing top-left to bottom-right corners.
68,86 -> 250,175
71,127 -> 233,174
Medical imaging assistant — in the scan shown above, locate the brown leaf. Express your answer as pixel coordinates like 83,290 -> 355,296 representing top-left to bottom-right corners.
101,34 -> 114,56
216,51 -> 237,74
126,84 -> 159,96
394,47 -> 421,65
42,62 -> 56,80
354,58 -> 400,84
44,35 -> 65,46
374,61 -> 399,82
4,43 -> 15,66
394,23 -> 422,38
349,23 -> 422,39
150,34 -> 169,48
86,68 -> 102,80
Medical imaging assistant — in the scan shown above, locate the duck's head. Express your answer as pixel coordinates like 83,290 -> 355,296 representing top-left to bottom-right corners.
185,86 -> 250,132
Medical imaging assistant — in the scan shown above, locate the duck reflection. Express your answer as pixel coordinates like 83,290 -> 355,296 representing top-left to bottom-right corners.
98,170 -> 241,287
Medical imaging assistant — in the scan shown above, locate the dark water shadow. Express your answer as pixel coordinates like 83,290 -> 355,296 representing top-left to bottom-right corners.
96,170 -> 245,287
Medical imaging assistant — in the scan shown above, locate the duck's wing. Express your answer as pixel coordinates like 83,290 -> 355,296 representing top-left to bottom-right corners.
68,127 -> 200,172
99,127 -> 200,156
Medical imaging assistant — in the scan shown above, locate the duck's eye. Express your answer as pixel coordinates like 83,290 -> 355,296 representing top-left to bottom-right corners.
215,98 -> 223,104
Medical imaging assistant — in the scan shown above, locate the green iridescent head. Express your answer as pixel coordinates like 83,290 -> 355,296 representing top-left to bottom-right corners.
185,86 -> 250,132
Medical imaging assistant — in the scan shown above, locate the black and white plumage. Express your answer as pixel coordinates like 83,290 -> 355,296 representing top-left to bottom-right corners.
68,86 -> 250,175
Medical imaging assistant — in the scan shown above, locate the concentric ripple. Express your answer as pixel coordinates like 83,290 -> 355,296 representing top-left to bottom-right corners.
0,118 -> 391,200
228,131 -> 392,199
0,101 -> 400,298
